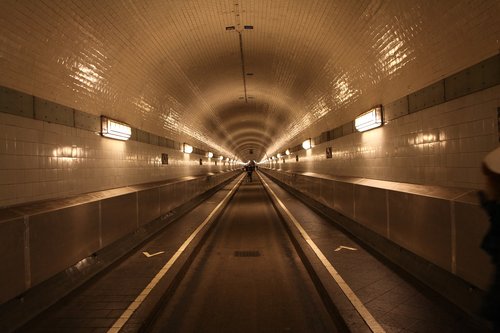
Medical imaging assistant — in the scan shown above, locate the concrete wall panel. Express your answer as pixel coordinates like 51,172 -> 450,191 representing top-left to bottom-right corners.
0,218 -> 26,304
29,202 -> 100,286
101,193 -> 137,247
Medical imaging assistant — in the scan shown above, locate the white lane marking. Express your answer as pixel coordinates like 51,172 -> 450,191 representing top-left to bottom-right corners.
107,175 -> 245,333
259,175 -> 386,333
142,251 -> 165,258
334,246 -> 357,252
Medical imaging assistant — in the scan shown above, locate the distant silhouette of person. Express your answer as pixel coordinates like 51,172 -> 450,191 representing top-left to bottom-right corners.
244,162 -> 255,182
479,147 -> 500,332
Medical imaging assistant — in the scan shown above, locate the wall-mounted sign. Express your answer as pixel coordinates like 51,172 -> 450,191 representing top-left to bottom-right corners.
326,147 -> 332,159
161,153 -> 168,165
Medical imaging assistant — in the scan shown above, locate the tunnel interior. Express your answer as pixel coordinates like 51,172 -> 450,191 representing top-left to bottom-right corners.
0,1 -> 499,330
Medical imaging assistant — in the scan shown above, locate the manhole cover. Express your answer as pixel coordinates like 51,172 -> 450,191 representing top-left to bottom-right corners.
234,250 -> 261,257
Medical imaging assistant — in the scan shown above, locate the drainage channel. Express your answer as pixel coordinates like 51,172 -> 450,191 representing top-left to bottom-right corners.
138,172 -> 344,333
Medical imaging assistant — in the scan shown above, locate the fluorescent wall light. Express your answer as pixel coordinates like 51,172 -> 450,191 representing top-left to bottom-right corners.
101,116 -> 131,140
302,138 -> 312,150
285,149 -> 290,155
355,106 -> 383,132
183,143 -> 193,154
207,152 -> 213,158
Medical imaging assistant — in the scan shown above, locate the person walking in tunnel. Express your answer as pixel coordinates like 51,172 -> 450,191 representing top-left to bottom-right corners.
479,147 -> 500,332
244,162 -> 255,182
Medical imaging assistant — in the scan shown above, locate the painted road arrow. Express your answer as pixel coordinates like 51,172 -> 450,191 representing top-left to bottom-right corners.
334,246 -> 357,252
142,251 -> 165,258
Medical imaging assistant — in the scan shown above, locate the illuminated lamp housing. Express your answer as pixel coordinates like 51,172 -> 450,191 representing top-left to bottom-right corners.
183,143 -> 193,154
207,152 -> 214,158
219,155 -> 224,161
277,153 -> 281,158
355,106 -> 383,132
101,116 -> 131,140
302,138 -> 312,150
285,149 -> 290,155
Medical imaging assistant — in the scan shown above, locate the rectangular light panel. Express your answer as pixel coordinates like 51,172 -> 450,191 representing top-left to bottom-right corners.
101,116 -> 131,140
355,106 -> 383,132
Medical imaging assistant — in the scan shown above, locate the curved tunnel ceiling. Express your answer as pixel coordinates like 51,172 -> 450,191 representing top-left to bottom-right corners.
1,1 -> 499,162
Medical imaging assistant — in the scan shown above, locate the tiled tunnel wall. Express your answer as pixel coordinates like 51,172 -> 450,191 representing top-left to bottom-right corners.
270,84 -> 499,190
0,104 -> 236,208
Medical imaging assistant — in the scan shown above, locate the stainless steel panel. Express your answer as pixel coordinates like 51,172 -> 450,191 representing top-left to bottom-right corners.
187,179 -> 199,200
445,54 -> 500,100
408,80 -> 445,113
319,179 -> 334,208
333,126 -> 343,139
149,133 -> 159,146
0,218 -> 26,304
174,181 -> 187,207
34,97 -> 74,127
454,201 -> 494,290
0,86 -> 34,118
309,177 -> 321,199
159,184 -> 176,215
136,129 -> 150,143
333,181 -> 355,219
100,193 -> 137,247
130,127 -> 138,141
354,185 -> 388,236
342,121 -> 354,136
158,136 -> 167,147
481,54 -> 500,89
384,95 -> 409,121
388,192 -> 452,270
138,188 -> 160,226
296,174 -> 307,194
29,202 -> 100,287
74,110 -> 100,132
